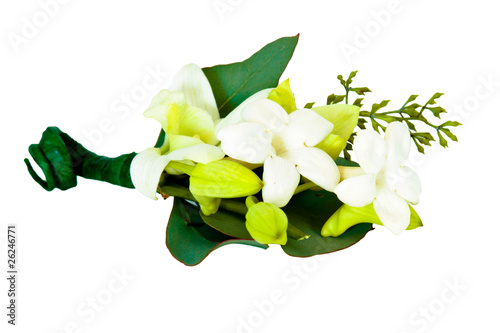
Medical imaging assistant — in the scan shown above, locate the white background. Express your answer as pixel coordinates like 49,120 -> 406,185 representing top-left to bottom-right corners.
1,0 -> 500,332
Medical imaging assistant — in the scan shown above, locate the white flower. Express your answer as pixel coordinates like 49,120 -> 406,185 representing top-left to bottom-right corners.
334,122 -> 422,234
131,64 -> 225,200
217,99 -> 340,207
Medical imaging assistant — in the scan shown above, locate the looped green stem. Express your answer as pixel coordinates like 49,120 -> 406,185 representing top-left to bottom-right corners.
25,127 -> 137,191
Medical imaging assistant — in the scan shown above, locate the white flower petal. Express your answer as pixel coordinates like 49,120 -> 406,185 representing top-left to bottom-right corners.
262,154 -> 300,207
166,143 -> 225,165
167,134 -> 204,151
131,145 -> 224,200
353,130 -> 387,174
280,147 -> 339,191
373,186 -> 411,235
130,148 -> 174,200
214,88 -> 273,135
334,174 -> 377,207
384,121 -> 411,167
218,122 -> 273,164
392,166 -> 422,205
143,90 -> 185,127
273,109 -> 333,153
287,109 -> 334,146
241,99 -> 289,130
179,105 -> 216,144
170,63 -> 220,122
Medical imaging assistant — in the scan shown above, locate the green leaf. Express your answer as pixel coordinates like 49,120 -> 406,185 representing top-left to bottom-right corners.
25,127 -> 136,191
304,102 -> 315,109
353,98 -> 364,107
370,100 -> 390,114
154,129 -> 166,148
350,87 -> 371,95
200,206 -> 253,239
405,94 -> 419,104
166,199 -> 267,266
405,120 -> 416,131
347,70 -> 358,84
427,106 -> 447,118
440,128 -> 458,142
413,132 -> 434,146
437,131 -> 448,148
327,93 -> 346,105
281,189 -> 373,257
414,139 -> 425,153
426,92 -> 444,105
202,35 -> 299,118
441,120 -> 462,127
337,74 -> 346,86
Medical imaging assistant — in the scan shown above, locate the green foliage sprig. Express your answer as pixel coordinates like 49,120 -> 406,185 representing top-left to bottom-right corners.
325,71 -> 461,160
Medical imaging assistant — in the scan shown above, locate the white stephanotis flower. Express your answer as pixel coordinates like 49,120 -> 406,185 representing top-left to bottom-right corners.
217,99 -> 340,207
131,64 -> 225,200
334,122 -> 422,234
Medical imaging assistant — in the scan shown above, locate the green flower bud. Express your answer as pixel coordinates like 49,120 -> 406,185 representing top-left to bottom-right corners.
321,203 -> 423,237
189,160 -> 263,198
313,104 -> 360,159
245,197 -> 288,245
194,195 -> 221,216
267,79 -> 297,114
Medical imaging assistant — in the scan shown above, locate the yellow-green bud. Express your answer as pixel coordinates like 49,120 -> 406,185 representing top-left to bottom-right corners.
267,79 -> 297,114
189,160 -> 263,198
321,203 -> 422,237
194,195 -> 221,216
245,197 -> 288,245
313,104 -> 360,159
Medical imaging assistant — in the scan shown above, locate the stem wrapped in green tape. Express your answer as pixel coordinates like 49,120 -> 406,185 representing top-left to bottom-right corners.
25,127 -> 137,191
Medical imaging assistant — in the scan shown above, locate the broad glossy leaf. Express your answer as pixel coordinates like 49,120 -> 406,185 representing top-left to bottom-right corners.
203,35 -> 299,118
200,208 -> 252,239
281,190 -> 373,257
166,199 -> 267,266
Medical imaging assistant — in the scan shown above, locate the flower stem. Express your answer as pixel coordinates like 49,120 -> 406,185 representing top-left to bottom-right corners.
293,182 -> 318,194
167,161 -> 195,176
159,184 -> 248,215
338,166 -> 365,180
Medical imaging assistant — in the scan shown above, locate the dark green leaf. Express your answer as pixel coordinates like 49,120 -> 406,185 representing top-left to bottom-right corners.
154,129 -> 166,148
202,35 -> 299,118
200,207 -> 253,239
281,188 -> 372,257
304,102 -> 315,109
166,199 -> 267,266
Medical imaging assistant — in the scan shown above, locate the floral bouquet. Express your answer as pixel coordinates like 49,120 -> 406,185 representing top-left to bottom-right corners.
25,35 -> 459,265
